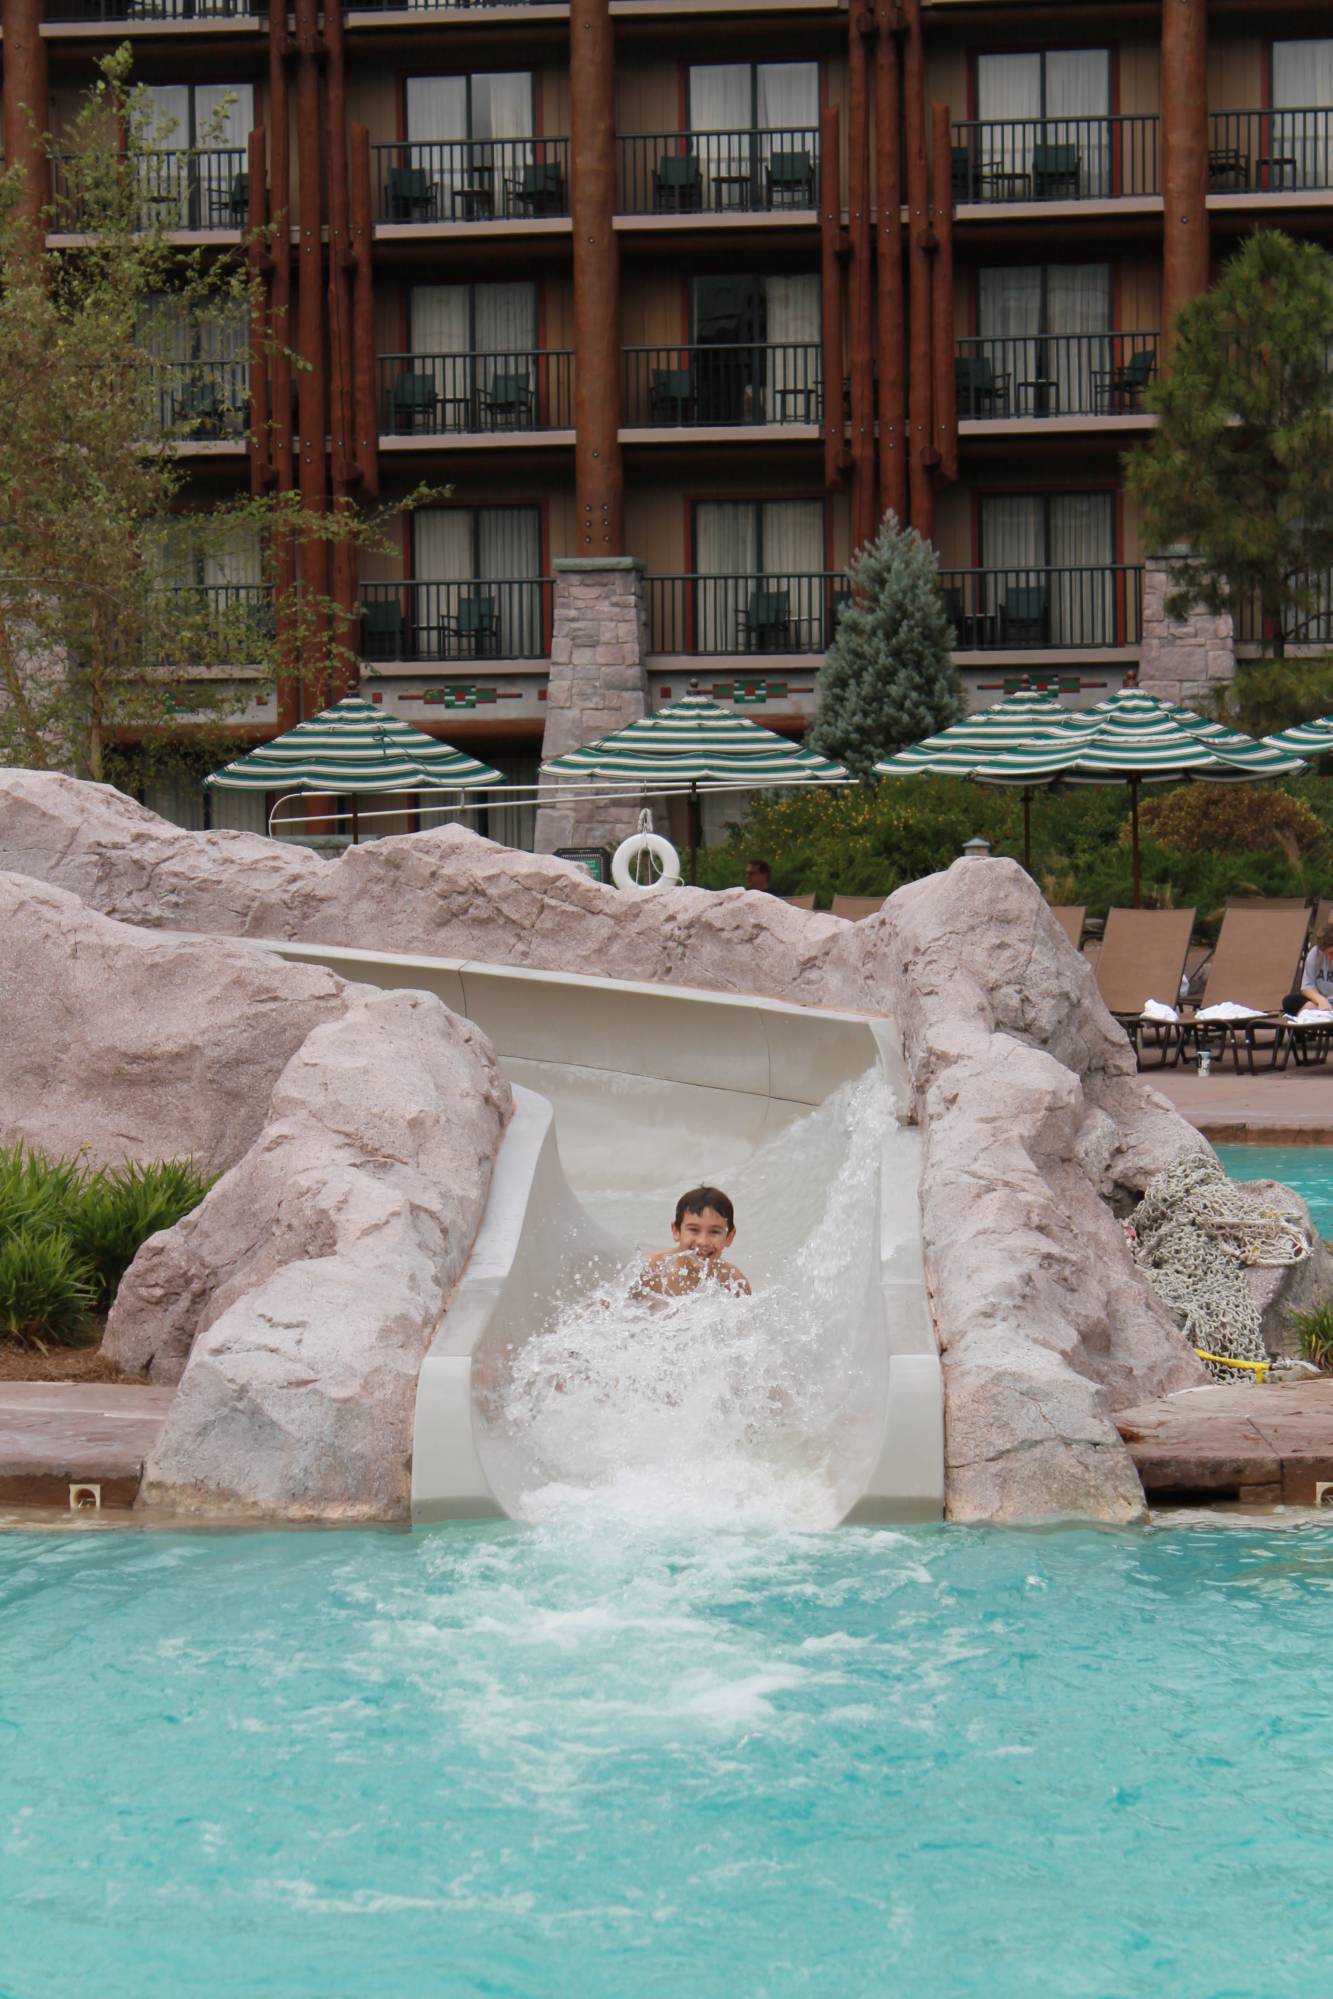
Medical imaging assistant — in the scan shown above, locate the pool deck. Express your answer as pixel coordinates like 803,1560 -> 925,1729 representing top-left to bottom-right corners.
1117,1379 -> 1333,1507
1151,1065 -> 1333,1144
0,1383 -> 172,1511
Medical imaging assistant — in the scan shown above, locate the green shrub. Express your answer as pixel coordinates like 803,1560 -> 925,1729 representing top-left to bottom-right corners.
0,1141 -> 87,1242
1287,1300 -> 1333,1373
1138,783 -> 1328,865
63,1158 -> 215,1309
0,1228 -> 98,1349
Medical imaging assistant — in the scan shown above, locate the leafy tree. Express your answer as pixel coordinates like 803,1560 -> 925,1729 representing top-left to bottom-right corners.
1127,231 -> 1333,658
0,50 -> 437,781
807,512 -> 965,778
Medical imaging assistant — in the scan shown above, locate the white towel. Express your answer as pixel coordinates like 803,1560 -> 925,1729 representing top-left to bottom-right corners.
1286,1006 -> 1333,1026
1195,1002 -> 1265,1021
1141,998 -> 1180,1022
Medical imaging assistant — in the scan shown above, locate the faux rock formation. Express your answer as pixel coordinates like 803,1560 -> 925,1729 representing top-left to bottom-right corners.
0,871 -> 350,1171
111,987 -> 511,1521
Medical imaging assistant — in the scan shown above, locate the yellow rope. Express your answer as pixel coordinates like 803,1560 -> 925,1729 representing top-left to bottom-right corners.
1195,1349 -> 1270,1382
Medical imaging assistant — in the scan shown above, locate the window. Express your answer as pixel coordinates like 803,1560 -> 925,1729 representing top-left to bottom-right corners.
412,506 -> 542,657
408,284 -> 539,425
975,49 -> 1111,196
980,494 -> 1116,645
692,499 -> 824,652
405,73 -> 535,216
689,275 -> 821,423
1272,40 -> 1333,190
139,295 -> 249,435
140,82 -> 253,227
976,265 -> 1111,415
686,62 -> 819,208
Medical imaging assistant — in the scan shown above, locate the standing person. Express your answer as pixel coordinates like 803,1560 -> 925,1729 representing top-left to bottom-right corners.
1298,922 -> 1333,1012
744,857 -> 778,895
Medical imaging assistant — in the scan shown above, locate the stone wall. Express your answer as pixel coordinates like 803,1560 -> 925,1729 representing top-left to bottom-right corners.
1137,552 -> 1236,706
532,557 -> 655,854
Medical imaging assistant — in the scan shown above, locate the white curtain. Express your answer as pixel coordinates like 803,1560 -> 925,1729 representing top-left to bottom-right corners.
485,756 -> 538,851
765,275 -> 821,420
976,54 -> 1039,184
1273,41 -> 1333,189
756,63 -> 819,196
411,285 -> 469,414
209,788 -> 268,834
1047,263 -> 1110,411
475,282 -> 537,408
689,64 -> 751,203
203,526 -> 261,591
1049,493 -> 1114,643
479,508 -> 540,655
472,72 -> 533,209
139,84 -> 190,224
1046,50 -> 1109,196
761,500 -> 823,576
144,772 -> 206,831
695,502 -> 757,651
977,266 -> 1040,412
193,83 -> 253,227
406,76 -> 468,214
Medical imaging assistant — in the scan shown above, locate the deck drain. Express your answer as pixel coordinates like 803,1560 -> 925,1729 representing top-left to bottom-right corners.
69,1483 -> 102,1510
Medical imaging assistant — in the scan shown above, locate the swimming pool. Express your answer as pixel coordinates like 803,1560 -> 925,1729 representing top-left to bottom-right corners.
1216,1143 -> 1333,1240
3,1518 -> 1331,1997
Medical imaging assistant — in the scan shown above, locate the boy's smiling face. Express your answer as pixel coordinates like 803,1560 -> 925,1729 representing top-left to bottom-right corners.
671,1205 -> 736,1262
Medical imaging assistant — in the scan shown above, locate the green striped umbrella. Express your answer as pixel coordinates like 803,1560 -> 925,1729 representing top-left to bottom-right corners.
1262,714 -> 1333,758
541,685 -> 849,882
976,687 -> 1306,905
874,686 -> 1072,869
206,695 -> 502,842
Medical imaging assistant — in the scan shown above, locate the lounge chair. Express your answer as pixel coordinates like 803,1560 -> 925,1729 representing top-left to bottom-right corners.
1049,904 -> 1086,951
782,893 -> 816,910
1095,906 -> 1196,1067
1191,902 -> 1315,1072
831,895 -> 884,921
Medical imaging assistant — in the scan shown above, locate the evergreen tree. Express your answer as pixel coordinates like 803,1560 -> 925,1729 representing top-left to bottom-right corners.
1127,230 -> 1333,658
808,513 -> 964,777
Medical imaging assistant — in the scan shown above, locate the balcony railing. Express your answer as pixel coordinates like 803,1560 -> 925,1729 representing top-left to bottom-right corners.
51,149 -> 249,231
1236,575 -> 1333,648
949,117 -> 1160,203
159,584 -> 274,661
47,0 -> 263,17
372,141 -> 569,225
359,579 -> 553,660
378,351 -> 573,434
938,567 -> 1143,649
623,343 -> 822,427
1207,109 -> 1333,194
149,360 -> 250,439
645,573 -> 848,655
350,0 -> 558,9
617,129 -> 820,216
954,333 -> 1160,420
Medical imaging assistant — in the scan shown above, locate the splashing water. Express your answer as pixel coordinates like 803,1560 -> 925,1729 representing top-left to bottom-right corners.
482,1071 -> 901,1530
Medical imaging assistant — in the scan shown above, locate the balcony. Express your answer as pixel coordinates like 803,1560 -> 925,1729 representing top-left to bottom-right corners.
50,150 -> 248,232
1236,575 -> 1333,650
150,360 -> 250,441
644,574 -> 847,656
379,352 -> 573,436
949,118 -> 1160,205
359,579 -> 553,662
622,344 -> 821,429
46,0 -> 263,17
939,568 -> 1143,651
1208,110 -> 1333,195
372,141 -> 569,227
954,334 -> 1160,422
159,585 -> 274,660
617,130 -> 820,216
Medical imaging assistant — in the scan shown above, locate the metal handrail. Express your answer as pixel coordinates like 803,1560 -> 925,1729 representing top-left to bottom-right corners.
617,127 -> 821,215
1207,109 -> 1333,194
147,359 -> 250,439
623,343 -> 822,426
372,139 -> 570,224
378,350 -> 573,433
50,148 -> 249,231
47,0 -> 263,17
954,332 -> 1161,419
948,115 -> 1160,201
644,572 -> 848,656
359,578 -> 554,661
938,565 -> 1144,649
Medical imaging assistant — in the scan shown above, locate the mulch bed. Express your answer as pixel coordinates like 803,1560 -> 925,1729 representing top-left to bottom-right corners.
0,1336 -> 138,1384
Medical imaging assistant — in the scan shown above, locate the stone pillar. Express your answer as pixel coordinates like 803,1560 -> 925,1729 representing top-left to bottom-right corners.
1137,552 -> 1235,707
533,559 -> 654,854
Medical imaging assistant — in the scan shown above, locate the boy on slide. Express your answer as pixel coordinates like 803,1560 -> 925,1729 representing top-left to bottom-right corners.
632,1185 -> 751,1300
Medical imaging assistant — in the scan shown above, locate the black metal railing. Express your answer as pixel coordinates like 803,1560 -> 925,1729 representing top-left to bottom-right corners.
50,149 -> 249,231
949,116 -> 1159,202
359,579 -> 553,660
954,332 -> 1161,419
937,566 -> 1143,649
1207,109 -> 1333,194
378,351 -> 573,434
623,343 -> 822,427
158,584 -> 274,660
149,360 -> 250,439
372,140 -> 570,225
617,129 -> 820,215
47,0 -> 263,17
350,0 -> 557,9
1236,575 -> 1333,648
644,573 -> 848,655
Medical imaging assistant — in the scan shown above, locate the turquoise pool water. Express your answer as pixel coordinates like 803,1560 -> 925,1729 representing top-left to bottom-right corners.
3,1518 -> 1332,1997
1216,1143 -> 1333,1240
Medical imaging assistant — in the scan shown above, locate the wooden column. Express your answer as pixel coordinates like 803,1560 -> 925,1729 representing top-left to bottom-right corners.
903,0 -> 933,540
569,0 -> 623,554
820,103 -> 846,494
2,0 -> 49,238
930,102 -> 957,487
268,3 -> 298,727
846,0 -> 876,553
246,125 -> 271,499
293,0 -> 329,702
350,125 -> 379,499
325,0 -> 359,696
874,2 -> 907,525
1161,0 -> 1210,347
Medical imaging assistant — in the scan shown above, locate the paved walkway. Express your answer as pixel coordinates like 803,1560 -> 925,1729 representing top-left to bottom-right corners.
0,1383 -> 173,1510
1152,1065 -> 1333,1142
1117,1379 -> 1333,1506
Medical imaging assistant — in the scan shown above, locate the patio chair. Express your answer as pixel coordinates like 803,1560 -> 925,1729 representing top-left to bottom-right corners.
479,371 -> 533,428
391,372 -> 439,434
1049,905 -> 1087,952
652,153 -> 702,213
361,598 -> 405,661
648,367 -> 694,424
942,584 -> 968,645
782,893 -> 816,910
738,589 -> 791,652
209,171 -> 247,228
1191,902 -> 1315,1072
954,355 -> 1011,418
1095,906 -> 1197,1067
766,151 -> 816,208
831,895 -> 884,921
1093,348 -> 1156,413
1031,142 -> 1081,199
454,591 -> 498,656
999,585 -> 1048,645
173,376 -> 229,438
387,165 -> 435,223
951,145 -> 978,201
506,161 -> 563,217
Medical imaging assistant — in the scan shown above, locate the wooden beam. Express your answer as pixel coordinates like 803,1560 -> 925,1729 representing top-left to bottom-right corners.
569,0 -> 624,554
874,2 -> 907,525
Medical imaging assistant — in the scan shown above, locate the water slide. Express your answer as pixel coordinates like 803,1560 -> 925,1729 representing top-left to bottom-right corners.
247,939 -> 943,1526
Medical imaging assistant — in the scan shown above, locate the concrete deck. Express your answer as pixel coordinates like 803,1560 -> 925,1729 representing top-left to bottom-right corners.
0,1383 -> 173,1510
1151,1065 -> 1333,1143
1117,1379 -> 1333,1507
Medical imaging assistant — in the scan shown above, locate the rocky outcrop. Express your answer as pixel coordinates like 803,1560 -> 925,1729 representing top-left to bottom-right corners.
112,988 -> 511,1522
0,871 -> 350,1171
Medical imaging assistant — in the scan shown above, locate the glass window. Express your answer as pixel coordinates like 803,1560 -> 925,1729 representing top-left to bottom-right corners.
412,507 -> 542,659
980,494 -> 1116,645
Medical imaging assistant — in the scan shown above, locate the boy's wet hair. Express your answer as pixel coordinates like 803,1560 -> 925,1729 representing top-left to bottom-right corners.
674,1185 -> 735,1230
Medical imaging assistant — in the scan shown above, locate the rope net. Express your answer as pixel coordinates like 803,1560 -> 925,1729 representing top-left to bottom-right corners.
1127,1156 -> 1312,1380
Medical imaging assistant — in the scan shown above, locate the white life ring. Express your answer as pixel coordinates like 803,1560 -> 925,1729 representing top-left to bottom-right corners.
612,830 -> 682,891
